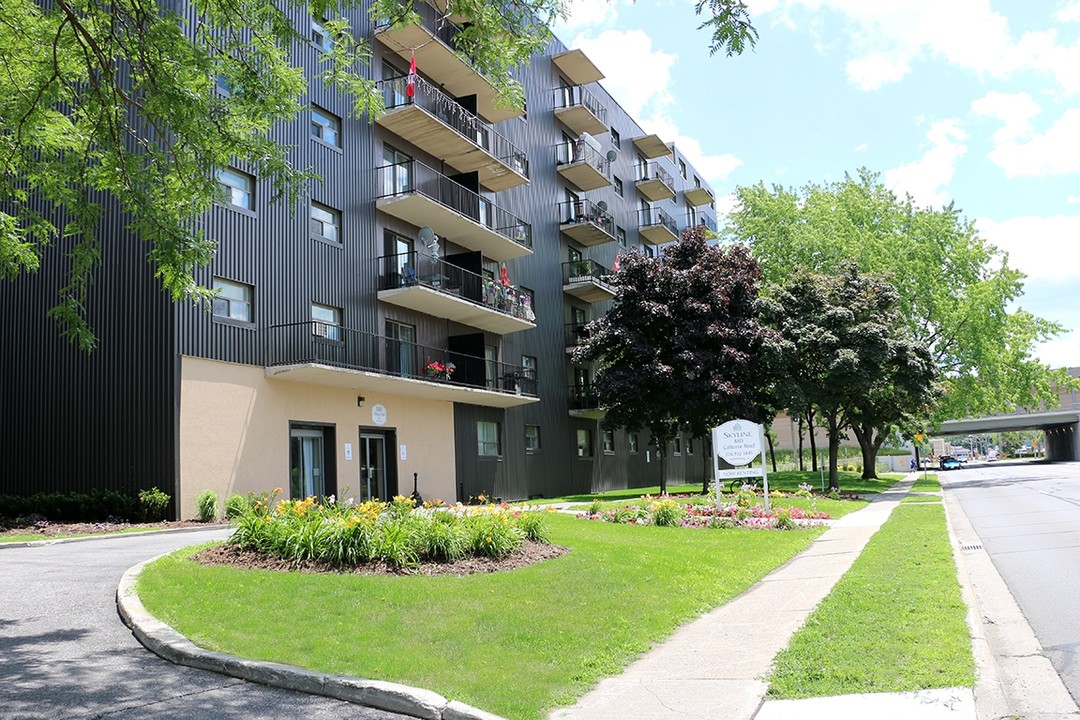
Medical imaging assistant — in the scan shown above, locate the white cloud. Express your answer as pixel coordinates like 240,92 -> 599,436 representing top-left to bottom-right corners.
884,119 -> 968,207
1033,330 -> 1080,370
556,0 -> 622,31
972,92 -> 1080,178
977,214 -> 1080,283
1057,1 -> 1080,23
1068,195 -> 1080,204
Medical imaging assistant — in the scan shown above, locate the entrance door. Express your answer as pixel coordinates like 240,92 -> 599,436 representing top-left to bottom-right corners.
359,433 -> 388,501
290,427 -> 325,499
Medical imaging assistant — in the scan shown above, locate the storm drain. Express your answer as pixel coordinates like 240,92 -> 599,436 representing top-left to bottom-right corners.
960,543 -> 983,551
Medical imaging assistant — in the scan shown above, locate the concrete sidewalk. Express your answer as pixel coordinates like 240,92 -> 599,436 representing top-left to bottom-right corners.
550,477 -> 925,720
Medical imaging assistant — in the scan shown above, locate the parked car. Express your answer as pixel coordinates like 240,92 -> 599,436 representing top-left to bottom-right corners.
939,455 -> 963,470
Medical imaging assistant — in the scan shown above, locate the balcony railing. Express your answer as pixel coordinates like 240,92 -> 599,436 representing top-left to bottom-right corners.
553,85 -> 607,127
693,214 -> 717,232
565,322 -> 591,350
265,322 -> 537,397
378,251 -> 537,324
555,141 -> 610,176
638,206 -> 679,244
376,160 -> 533,253
637,162 -> 674,188
377,75 -> 529,184
569,384 -> 602,412
558,198 -> 617,247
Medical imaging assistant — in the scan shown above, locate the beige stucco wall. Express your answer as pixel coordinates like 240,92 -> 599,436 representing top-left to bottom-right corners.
177,356 -> 457,519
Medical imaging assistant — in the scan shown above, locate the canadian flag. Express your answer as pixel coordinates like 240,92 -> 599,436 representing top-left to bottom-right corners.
406,52 -> 417,98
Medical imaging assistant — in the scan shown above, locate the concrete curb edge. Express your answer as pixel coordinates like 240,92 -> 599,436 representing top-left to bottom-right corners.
0,524 -> 234,550
116,554 -> 505,720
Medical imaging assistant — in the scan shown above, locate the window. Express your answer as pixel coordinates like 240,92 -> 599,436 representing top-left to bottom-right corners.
613,176 -> 623,197
673,437 -> 682,455
382,144 -> 412,196
602,430 -> 615,454
212,277 -> 253,323
478,421 -> 501,457
628,433 -> 639,453
643,243 -> 656,258
217,168 -> 253,211
616,226 -> 626,248
678,158 -> 687,179
694,176 -> 702,188
311,302 -> 341,340
522,354 -> 537,383
525,424 -> 541,451
386,320 -> 417,376
310,202 -> 341,244
215,75 -> 232,96
576,428 -> 593,458
485,345 -> 498,390
687,437 -> 694,455
610,126 -> 620,148
687,202 -> 698,228
311,17 -> 332,51
311,106 -> 341,147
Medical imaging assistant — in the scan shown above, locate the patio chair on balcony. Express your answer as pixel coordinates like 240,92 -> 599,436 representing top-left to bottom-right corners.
402,264 -> 417,286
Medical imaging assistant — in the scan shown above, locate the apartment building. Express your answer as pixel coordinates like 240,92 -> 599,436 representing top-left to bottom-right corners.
0,1 -> 719,518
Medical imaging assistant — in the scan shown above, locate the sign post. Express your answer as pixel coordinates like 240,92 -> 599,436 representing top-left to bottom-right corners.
712,419 -> 769,513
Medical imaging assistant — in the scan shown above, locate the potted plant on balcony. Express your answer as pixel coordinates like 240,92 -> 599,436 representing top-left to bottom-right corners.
569,258 -> 592,282
423,360 -> 456,382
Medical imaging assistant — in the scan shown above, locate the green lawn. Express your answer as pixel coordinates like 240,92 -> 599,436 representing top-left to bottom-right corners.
0,526 -> 172,543
767,502 -> 974,698
138,513 -> 824,719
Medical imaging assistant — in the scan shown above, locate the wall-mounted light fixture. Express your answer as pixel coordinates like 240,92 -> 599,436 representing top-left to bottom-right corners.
357,396 -> 366,408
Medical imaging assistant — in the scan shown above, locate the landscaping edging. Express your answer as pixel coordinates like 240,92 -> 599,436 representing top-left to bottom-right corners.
116,555 -> 506,720
0,523 -> 232,550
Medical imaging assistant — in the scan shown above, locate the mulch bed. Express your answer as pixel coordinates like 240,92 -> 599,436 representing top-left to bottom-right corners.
192,541 -> 570,577
0,520 -> 228,538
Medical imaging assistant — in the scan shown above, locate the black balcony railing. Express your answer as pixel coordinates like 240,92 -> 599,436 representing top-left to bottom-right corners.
376,0 -> 464,56
554,141 -> 610,177
565,322 -> 591,349
558,199 -> 616,237
695,214 -> 717,232
553,85 -> 607,125
378,251 -> 537,323
265,322 -> 537,397
562,259 -> 613,287
376,160 -> 533,250
636,162 -> 674,189
569,384 -> 601,411
639,206 -> 679,237
377,75 -> 529,179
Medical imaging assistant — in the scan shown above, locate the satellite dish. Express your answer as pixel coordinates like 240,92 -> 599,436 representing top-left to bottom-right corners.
596,200 -> 608,212
606,150 -> 618,162
418,227 -> 439,257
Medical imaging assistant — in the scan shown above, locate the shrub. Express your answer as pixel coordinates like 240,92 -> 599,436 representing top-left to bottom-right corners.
421,515 -> 468,561
586,499 -> 603,516
467,514 -> 521,559
224,493 -> 248,519
137,487 -> 171,522
196,490 -> 218,522
648,498 -> 685,527
774,507 -> 795,530
515,511 -> 550,543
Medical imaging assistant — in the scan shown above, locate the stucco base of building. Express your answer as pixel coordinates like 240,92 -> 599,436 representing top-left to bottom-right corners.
177,356 -> 457,519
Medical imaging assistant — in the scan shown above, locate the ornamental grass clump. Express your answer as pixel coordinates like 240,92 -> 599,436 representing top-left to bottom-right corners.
647,497 -> 685,527
228,494 -> 548,569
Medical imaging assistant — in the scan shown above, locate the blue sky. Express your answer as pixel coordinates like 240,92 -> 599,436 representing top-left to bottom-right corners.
554,0 -> 1080,369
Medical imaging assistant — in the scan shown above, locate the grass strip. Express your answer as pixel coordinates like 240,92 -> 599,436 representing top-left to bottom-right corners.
139,513 -> 823,719
767,502 -> 974,698
910,474 -> 942,493
901,495 -> 941,504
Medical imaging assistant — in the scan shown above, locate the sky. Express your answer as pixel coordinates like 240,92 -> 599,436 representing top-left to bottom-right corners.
553,0 -> 1080,370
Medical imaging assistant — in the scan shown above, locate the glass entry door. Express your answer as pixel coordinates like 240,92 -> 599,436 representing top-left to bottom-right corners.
359,433 -> 388,501
290,427 -> 325,499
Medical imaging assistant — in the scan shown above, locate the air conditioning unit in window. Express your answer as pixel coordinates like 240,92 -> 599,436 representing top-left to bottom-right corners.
311,322 -> 329,337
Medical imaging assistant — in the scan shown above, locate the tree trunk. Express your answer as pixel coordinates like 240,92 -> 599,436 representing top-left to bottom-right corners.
658,448 -> 667,495
806,405 -> 819,472
826,411 -> 841,492
797,416 -> 805,472
851,422 -> 883,480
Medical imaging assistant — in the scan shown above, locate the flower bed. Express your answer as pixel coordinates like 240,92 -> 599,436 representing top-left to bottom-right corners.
229,492 -> 552,569
577,491 -> 831,530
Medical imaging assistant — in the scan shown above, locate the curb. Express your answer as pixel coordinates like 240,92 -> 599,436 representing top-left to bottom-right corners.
0,524 -> 234,550
116,555 -> 505,720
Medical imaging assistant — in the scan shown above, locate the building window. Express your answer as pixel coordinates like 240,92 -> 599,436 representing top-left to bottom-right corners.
311,302 -> 341,340
628,433 -> 639,453
386,320 -> 417,376
678,159 -> 687,179
478,421 -> 501,457
311,17 -> 332,51
311,106 -> 341,147
687,437 -> 694,455
310,202 -> 341,244
525,424 -> 541,452
485,345 -> 498,390
613,176 -> 623,197
522,354 -> 537,383
217,168 -> 253,211
616,226 -> 626,248
212,277 -> 253,323
694,175 -> 702,188
602,430 -> 615,454
610,126 -> 620,148
215,74 -> 232,96
576,428 -> 593,458
643,243 -> 656,258
673,437 -> 682,455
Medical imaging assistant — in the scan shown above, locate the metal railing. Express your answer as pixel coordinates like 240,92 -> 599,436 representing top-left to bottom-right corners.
557,198 -> 616,237
265,322 -> 537,397
378,251 -> 537,323
375,160 -> 533,250
554,141 -> 610,177
565,322 -> 591,349
553,85 -> 607,126
376,1 -> 464,56
562,259 -> 613,287
639,206 -> 679,237
377,75 -> 528,179
568,384 -> 601,411
696,214 -> 717,232
636,162 -> 674,189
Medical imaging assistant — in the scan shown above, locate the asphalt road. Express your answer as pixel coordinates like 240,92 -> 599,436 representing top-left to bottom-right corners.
944,459 -> 1080,707
0,528 -> 406,720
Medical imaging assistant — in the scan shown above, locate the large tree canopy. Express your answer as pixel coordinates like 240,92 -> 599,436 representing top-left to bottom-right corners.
1,0 -> 758,350
725,168 -> 1072,423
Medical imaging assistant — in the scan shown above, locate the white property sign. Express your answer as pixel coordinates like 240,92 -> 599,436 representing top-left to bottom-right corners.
711,419 -> 771,512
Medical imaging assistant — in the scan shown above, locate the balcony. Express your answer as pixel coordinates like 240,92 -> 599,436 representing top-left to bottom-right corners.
558,199 -> 617,248
553,85 -> 608,137
562,260 -> 615,303
568,384 -> 605,419
633,133 -> 672,160
264,322 -> 538,409
635,162 -> 675,202
565,322 -> 590,354
639,206 -> 679,245
376,160 -> 532,262
688,214 -> 717,233
684,184 -> 715,207
376,76 -> 528,192
377,251 -> 536,335
554,142 -> 611,192
373,1 -> 523,124
551,49 -> 605,86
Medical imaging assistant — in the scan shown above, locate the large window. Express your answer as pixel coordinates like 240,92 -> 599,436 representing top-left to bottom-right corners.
310,202 -> 341,244
311,106 -> 341,147
212,277 -> 253,323
628,433 -> 639,453
613,176 -> 623,197
311,17 -> 332,51
602,430 -> 615,454
382,145 -> 412,196
311,302 -> 341,340
673,437 -> 682,455
217,168 -> 253,211
576,428 -> 593,458
386,320 -> 417,377
522,354 -> 537,384
478,421 -> 502,457
525,424 -> 541,452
